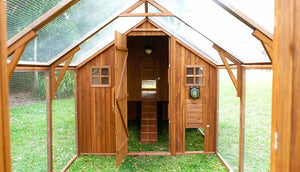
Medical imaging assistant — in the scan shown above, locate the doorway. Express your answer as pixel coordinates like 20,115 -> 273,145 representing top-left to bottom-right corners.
127,36 -> 169,152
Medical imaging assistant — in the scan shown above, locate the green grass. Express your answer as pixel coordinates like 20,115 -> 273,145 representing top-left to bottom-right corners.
218,69 -> 272,171
68,154 -> 227,171
185,128 -> 204,151
10,98 -> 76,172
128,120 -> 169,152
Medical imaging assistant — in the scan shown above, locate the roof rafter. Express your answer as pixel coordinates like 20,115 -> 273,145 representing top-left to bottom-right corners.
211,0 -> 273,39
253,29 -> 273,62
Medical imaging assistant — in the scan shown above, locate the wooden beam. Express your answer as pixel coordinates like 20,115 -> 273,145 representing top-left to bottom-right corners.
0,0 -> 12,171
211,0 -> 273,39
7,0 -> 79,47
218,51 -> 238,90
145,1 -> 148,13
50,47 -> 79,99
239,67 -> 246,172
217,64 -> 273,69
253,29 -> 273,62
7,30 -> 37,57
7,43 -> 29,79
213,44 -> 242,65
61,154 -> 78,172
119,13 -> 174,17
271,0 -> 300,171
46,71 -> 53,172
15,65 -> 76,71
147,0 -> 173,14
74,70 -> 79,154
120,0 -> 145,14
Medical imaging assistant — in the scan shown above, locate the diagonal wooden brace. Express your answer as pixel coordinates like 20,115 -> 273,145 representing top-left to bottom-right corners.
252,29 -> 273,63
50,46 -> 80,99
7,31 -> 37,79
213,44 -> 243,97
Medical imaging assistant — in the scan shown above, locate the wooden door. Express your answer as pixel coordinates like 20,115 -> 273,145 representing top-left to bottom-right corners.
114,31 -> 128,167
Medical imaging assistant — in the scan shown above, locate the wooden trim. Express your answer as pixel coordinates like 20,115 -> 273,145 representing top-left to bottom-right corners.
7,43 -> 28,79
77,42 -> 114,69
61,154 -> 78,172
217,153 -> 233,172
238,67 -> 246,172
51,46 -> 80,67
119,13 -> 174,17
7,31 -> 37,57
90,65 -> 111,88
15,66 -> 77,71
217,65 -> 273,69
74,70 -> 79,154
132,28 -> 162,32
147,0 -> 173,15
0,1 -> 12,171
80,153 -> 116,156
176,39 -> 217,67
7,0 -> 79,47
211,0 -> 273,39
120,0 -> 145,14
213,44 -> 242,65
46,71 -> 53,172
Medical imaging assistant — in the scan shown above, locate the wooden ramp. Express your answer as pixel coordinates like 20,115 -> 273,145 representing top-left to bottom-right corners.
140,101 -> 158,143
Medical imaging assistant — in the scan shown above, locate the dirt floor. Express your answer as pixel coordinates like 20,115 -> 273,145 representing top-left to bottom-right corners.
9,91 -> 42,109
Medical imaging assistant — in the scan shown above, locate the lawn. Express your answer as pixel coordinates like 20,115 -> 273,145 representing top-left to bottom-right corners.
10,98 -> 76,172
68,154 -> 227,171
218,69 -> 272,171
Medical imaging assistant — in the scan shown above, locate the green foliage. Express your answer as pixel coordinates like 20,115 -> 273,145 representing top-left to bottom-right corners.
35,71 -> 75,99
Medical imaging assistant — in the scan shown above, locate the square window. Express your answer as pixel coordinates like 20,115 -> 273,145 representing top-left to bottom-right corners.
186,68 -> 194,75
91,66 -> 111,87
186,65 -> 204,86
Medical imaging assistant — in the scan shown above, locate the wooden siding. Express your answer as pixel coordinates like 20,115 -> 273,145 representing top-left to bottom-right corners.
170,40 -> 217,153
77,45 -> 115,153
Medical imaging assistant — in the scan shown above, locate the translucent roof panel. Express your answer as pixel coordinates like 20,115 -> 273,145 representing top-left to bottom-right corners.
219,0 -> 274,35
71,17 -> 145,66
148,3 -> 162,13
18,0 -> 138,64
6,0 -> 62,39
150,17 -> 222,65
155,0 -> 270,64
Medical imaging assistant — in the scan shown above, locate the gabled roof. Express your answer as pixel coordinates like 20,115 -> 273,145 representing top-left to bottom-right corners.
6,0 -> 273,67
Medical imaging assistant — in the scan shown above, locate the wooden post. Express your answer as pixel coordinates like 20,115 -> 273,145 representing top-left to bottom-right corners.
271,0 -> 300,171
74,70 -> 79,154
239,67 -> 246,172
46,71 -> 53,172
0,0 -> 12,171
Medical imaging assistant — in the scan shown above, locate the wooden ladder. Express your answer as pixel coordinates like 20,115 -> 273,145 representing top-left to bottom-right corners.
140,101 -> 158,143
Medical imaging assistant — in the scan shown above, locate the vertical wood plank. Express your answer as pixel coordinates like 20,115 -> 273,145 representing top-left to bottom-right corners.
0,0 -> 12,171
239,67 -> 246,172
74,70 -> 79,154
46,71 -> 53,172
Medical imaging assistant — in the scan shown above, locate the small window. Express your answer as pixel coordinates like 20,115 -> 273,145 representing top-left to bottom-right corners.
185,66 -> 204,86
91,66 -> 111,87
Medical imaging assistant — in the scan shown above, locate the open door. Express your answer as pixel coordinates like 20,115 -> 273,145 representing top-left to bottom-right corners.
114,31 -> 129,167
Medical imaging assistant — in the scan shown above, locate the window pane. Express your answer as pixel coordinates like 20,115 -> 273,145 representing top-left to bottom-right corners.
92,77 -> 100,85
142,91 -> 156,97
186,68 -> 194,75
101,68 -> 109,76
187,77 -> 194,84
101,77 -> 109,85
196,77 -> 203,85
92,68 -> 100,75
196,67 -> 203,75
142,80 -> 156,89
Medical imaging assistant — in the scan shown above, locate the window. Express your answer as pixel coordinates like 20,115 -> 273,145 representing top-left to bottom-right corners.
91,66 -> 111,87
141,80 -> 157,98
185,65 -> 204,86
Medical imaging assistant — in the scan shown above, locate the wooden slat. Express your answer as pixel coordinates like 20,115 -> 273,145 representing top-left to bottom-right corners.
7,43 -> 28,79
119,13 -> 174,17
51,46 -> 80,67
0,1 -> 12,171
7,0 -> 79,47
252,30 -> 273,48
271,0 -> 300,171
213,44 -> 241,65
217,64 -> 272,69
218,51 -> 238,90
74,70 -> 79,154
239,67 -> 246,172
46,71 -> 53,172
7,31 -> 37,57
54,54 -> 75,92
61,154 -> 78,172
147,0 -> 173,14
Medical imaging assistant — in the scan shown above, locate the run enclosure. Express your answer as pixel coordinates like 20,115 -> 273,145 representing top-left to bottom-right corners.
2,0 -> 299,171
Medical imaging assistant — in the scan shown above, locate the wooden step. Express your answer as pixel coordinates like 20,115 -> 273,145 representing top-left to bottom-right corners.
140,101 -> 158,143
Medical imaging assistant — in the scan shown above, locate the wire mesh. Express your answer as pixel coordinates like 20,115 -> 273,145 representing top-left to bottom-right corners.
9,71 -> 47,171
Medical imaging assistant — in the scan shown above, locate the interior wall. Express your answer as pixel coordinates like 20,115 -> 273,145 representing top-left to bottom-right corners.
77,45 -> 115,153
127,36 -> 169,120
